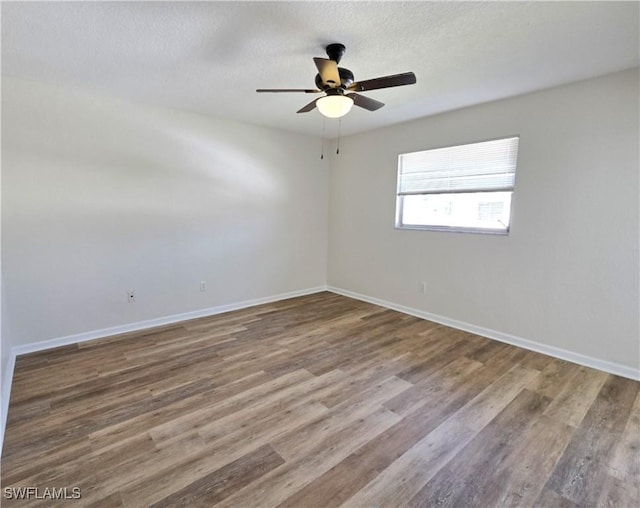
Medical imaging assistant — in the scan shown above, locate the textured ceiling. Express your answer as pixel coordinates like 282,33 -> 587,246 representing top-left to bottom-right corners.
2,1 -> 639,138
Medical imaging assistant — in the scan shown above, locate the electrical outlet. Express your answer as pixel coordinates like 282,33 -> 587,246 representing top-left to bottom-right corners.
127,291 -> 136,303
200,281 -> 206,292
420,282 -> 427,294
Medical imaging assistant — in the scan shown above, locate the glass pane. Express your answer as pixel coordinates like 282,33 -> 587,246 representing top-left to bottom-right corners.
400,191 -> 512,230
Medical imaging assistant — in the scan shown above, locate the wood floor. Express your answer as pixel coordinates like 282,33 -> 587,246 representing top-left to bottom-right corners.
2,292 -> 638,507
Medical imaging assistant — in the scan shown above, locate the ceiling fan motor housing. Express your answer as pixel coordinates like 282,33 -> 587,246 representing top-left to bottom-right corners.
315,67 -> 354,90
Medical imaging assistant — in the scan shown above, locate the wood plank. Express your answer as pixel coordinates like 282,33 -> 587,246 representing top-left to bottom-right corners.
278,361 -> 491,508
148,369 -> 314,445
527,357 -> 581,399
195,370 -> 346,443
544,365 -> 608,427
115,403 -> 328,507
596,472 -> 639,508
406,389 -> 552,508
545,375 -> 639,506
149,444 -> 284,508
89,370 -> 272,453
383,355 -> 483,416
215,407 -> 402,508
341,365 -> 539,507
270,375 -> 411,461
534,487 -> 580,508
83,492 -> 124,508
601,389 -> 640,507
1,437 -> 93,487
607,388 -> 640,481
474,414 -> 573,507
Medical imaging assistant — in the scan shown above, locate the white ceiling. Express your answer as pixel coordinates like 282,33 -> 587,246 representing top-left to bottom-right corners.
2,1 -> 639,138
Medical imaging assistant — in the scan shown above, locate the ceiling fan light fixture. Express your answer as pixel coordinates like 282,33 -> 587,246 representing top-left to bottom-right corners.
316,95 -> 354,118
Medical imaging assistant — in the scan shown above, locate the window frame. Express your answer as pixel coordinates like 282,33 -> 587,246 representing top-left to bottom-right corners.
394,135 -> 519,235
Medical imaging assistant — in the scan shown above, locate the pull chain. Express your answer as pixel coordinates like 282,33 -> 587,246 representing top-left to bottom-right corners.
320,117 -> 326,160
336,117 -> 342,155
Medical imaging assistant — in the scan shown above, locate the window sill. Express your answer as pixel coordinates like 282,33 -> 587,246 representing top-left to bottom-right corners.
395,224 -> 510,235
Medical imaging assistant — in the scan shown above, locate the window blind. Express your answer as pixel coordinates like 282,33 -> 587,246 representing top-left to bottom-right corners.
398,136 -> 519,195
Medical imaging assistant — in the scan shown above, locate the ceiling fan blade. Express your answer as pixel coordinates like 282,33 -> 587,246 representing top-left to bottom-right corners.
256,88 -> 321,93
313,57 -> 341,88
348,72 -> 416,92
349,93 -> 385,111
297,98 -> 319,113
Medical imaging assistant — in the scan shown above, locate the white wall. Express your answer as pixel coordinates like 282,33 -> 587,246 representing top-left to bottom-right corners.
2,69 -> 638,375
0,90 -> 8,450
328,68 -> 639,371
1,77 -> 328,348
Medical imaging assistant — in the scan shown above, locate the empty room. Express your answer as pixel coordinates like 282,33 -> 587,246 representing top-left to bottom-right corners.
1,1 -> 638,507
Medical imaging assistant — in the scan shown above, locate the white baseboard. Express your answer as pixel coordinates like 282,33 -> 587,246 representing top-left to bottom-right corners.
11,286 -> 328,357
328,286 -> 640,382
0,285 -> 328,453
0,349 -> 17,458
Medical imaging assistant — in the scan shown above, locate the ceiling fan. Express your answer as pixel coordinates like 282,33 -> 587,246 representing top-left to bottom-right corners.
256,43 -> 417,118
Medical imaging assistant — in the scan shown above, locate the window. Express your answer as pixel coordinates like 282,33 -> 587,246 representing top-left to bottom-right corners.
396,136 -> 519,234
